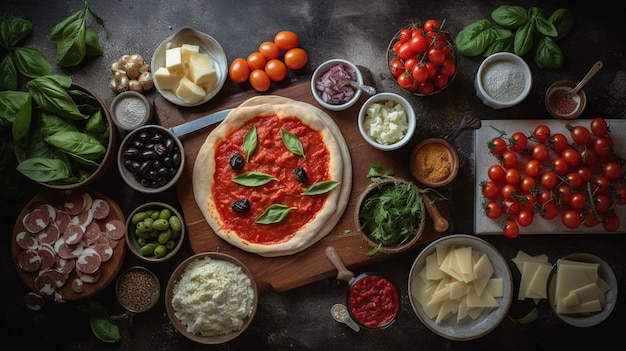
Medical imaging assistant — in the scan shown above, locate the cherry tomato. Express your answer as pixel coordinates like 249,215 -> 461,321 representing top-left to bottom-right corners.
424,62 -> 437,78
283,48 -> 308,70
409,34 -> 428,53
259,41 -> 281,60
433,74 -> 449,89
427,48 -> 445,66
565,172 -> 582,189
481,180 -> 501,200
556,184 -> 572,202
561,148 -> 580,166
525,159 -> 541,178
404,57 -> 418,73
590,117 -> 608,136
569,193 -> 587,211
508,132 -> 528,152
440,59 -> 456,77
411,65 -> 429,84
538,189 -> 554,204
274,31 -> 300,51
592,175 -> 611,194
249,69 -> 271,92
520,176 -> 537,193
501,150 -> 518,169
602,215 -> 620,232
423,19 -> 441,33
579,148 -> 597,166
397,72 -> 414,90
594,194 -> 611,214
505,168 -> 520,185
500,184 -> 517,201
399,28 -> 412,43
570,125 -> 591,146
576,166 -> 592,183
397,42 -> 416,60
548,133 -> 569,153
246,52 -> 267,71
551,157 -> 569,176
505,200 -> 521,216
540,171 -> 558,189
502,220 -> 520,238
517,210 -> 534,227
417,81 -> 434,95
583,212 -> 599,227
540,202 -> 560,220
484,201 -> 503,219
533,124 -> 551,143
617,187 -> 626,205
264,59 -> 287,82
488,164 -> 506,182
532,143 -> 549,162
489,137 -> 507,155
389,58 -> 405,78
228,57 -> 250,83
520,193 -> 537,211
603,161 -> 622,181
562,209 -> 582,229
593,137 -> 613,159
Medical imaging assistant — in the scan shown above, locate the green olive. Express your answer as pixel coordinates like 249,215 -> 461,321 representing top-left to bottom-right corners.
141,217 -> 154,231
159,208 -> 172,220
149,210 -> 160,220
153,244 -> 167,258
132,211 -> 149,225
165,240 -> 176,250
152,218 -> 169,231
157,230 -> 171,244
134,229 -> 150,240
140,242 -> 158,256
169,215 -> 182,232
137,237 -> 147,246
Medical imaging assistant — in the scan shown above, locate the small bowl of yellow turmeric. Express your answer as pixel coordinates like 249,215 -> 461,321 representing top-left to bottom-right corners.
410,138 -> 459,187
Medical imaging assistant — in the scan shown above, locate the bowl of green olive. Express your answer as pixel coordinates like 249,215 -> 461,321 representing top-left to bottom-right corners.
125,202 -> 185,263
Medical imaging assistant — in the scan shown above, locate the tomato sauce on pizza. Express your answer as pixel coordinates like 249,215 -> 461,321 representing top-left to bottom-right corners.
212,114 -> 330,244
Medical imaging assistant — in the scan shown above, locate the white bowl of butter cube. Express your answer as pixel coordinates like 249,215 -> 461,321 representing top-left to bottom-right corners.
408,234 -> 513,341
151,27 -> 227,107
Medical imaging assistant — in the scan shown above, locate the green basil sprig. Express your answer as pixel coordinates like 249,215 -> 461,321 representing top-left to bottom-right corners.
45,130 -> 106,161
88,301 -> 121,343
302,180 -> 339,195
255,204 -> 295,224
0,17 -> 32,49
243,125 -> 257,161
232,171 -> 276,186
27,76 -> 88,120
281,129 -> 305,159
16,157 -> 71,182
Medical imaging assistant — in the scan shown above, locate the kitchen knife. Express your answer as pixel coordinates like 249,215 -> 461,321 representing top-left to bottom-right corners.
169,108 -> 233,137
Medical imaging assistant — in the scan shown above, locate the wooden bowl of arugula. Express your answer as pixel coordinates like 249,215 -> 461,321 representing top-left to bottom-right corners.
13,81 -> 117,190
354,177 -> 425,254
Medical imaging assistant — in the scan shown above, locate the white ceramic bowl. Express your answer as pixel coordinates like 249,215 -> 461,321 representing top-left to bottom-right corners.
311,58 -> 363,111
151,27 -> 227,107
408,234 -> 513,341
474,52 -> 532,109
358,92 -> 416,151
547,253 -> 617,327
117,125 -> 184,194
110,91 -> 153,131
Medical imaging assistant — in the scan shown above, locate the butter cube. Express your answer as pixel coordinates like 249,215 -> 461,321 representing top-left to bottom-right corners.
181,44 -> 200,64
153,67 -> 183,91
188,53 -> 217,90
165,47 -> 184,73
175,76 -> 206,104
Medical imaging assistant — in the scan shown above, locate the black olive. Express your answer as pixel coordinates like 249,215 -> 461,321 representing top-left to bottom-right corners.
165,137 -> 176,152
172,152 -> 181,167
229,153 -> 244,170
231,199 -> 250,213
154,143 -> 166,155
138,132 -> 150,143
294,167 -> 308,183
151,132 -> 165,143
139,149 -> 157,160
162,155 -> 172,167
122,147 -> 140,158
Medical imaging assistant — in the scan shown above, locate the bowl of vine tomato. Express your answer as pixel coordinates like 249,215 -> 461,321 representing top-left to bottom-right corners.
387,19 -> 457,96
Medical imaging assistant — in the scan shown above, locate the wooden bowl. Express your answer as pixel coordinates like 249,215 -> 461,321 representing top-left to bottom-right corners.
410,138 -> 459,187
354,177 -> 425,253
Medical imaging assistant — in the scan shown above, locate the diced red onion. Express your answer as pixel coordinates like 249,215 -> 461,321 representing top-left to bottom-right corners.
315,63 -> 357,105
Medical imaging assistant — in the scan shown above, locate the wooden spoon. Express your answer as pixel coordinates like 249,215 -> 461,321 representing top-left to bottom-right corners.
422,193 -> 449,233
567,61 -> 603,99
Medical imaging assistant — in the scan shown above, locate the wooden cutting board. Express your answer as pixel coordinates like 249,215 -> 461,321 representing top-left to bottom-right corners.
154,72 -> 454,293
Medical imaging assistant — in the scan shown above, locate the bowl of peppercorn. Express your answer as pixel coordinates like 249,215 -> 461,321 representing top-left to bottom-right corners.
118,124 -> 184,194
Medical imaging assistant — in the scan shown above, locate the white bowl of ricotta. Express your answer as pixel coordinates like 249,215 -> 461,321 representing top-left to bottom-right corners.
474,52 -> 532,109
358,92 -> 416,151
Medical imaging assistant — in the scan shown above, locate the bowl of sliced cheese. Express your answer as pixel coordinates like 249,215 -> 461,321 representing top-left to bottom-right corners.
151,27 -> 228,107
547,253 -> 617,328
408,234 -> 513,341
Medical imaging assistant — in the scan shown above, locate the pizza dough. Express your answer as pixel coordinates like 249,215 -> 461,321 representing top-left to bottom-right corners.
193,96 -> 352,257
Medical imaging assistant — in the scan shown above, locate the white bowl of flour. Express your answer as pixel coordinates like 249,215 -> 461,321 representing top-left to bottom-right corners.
474,52 -> 532,109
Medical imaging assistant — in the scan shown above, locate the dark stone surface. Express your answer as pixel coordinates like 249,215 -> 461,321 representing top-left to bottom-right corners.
1,0 -> 625,350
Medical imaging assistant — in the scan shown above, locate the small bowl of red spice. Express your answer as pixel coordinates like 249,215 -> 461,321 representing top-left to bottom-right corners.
545,80 -> 587,119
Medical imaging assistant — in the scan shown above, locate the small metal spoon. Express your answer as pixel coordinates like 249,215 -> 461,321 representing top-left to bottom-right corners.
567,61 -> 603,99
331,304 -> 361,331
349,81 -> 376,96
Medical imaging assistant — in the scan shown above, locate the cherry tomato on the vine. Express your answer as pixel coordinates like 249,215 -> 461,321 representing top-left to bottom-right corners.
532,143 -> 549,162
525,159 -> 541,178
427,48 -> 446,66
502,220 -> 520,238
501,150 -> 518,169
509,132 -> 528,152
484,201 -> 503,219
548,133 -> 569,154
533,124 -> 551,143
397,72 -> 414,90
561,148 -> 580,166
593,137 -> 613,159
590,117 -> 609,136
489,137 -> 507,155
517,209 -> 534,227
409,34 -> 428,53
570,125 -> 591,146
540,202 -> 560,220
389,58 -> 405,78
603,161 -> 622,181
500,184 -> 517,201
440,59 -> 456,77
540,171 -> 558,189
424,19 -> 441,33
488,164 -> 506,182
602,215 -> 620,232
481,180 -> 501,200
562,209 -> 582,229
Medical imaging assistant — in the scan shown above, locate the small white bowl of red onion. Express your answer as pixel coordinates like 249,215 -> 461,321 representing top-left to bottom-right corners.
311,58 -> 363,111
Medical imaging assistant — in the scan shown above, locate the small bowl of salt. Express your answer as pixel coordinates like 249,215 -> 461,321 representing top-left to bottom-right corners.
111,91 -> 153,131
474,52 -> 532,109
311,58 -> 363,111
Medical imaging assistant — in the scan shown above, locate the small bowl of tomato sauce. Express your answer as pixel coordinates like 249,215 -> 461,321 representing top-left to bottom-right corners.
347,273 -> 400,329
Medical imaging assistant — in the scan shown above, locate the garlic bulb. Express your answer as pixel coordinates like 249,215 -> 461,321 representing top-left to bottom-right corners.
110,54 -> 153,94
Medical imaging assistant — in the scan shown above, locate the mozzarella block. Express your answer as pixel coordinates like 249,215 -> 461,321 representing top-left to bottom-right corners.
188,52 -> 217,89
165,47 -> 184,73
410,244 -> 504,324
181,44 -> 200,64
175,76 -> 206,104
153,67 -> 183,91
553,259 -> 609,315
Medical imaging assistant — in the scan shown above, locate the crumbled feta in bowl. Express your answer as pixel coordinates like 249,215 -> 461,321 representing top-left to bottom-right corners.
358,92 -> 416,151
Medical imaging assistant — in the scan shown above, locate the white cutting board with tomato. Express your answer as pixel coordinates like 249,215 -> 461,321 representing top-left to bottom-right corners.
474,119 -> 626,235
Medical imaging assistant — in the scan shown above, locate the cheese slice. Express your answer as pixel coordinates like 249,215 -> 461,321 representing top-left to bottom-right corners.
175,76 -> 206,104
153,67 -> 183,91
165,47 -> 184,73
526,262 -> 553,299
472,253 -> 494,296
188,52 -> 218,90
181,44 -> 200,64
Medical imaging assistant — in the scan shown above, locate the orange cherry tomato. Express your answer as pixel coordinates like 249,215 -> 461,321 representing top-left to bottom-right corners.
246,52 -> 267,71
284,47 -> 308,70
264,59 -> 287,82
274,30 -> 300,51
249,69 -> 271,92
228,58 -> 250,83
259,41 -> 281,60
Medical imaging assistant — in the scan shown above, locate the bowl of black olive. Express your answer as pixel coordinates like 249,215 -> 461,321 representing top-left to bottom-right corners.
118,124 -> 184,194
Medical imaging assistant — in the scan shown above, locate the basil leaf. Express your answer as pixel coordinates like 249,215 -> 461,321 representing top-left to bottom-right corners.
16,157 -> 71,182
85,109 -> 107,133
46,74 -> 72,89
482,30 -> 515,57
45,130 -> 106,161
255,204 -> 295,224
27,77 -> 87,120
302,180 -> 339,195
514,20 -> 536,56
232,171 -> 276,186
455,19 -> 497,57
534,16 -> 558,38
0,55 -> 18,90
0,18 -> 32,49
491,5 -> 529,29
549,8 -> 574,41
281,128 -> 305,159
84,27 -> 103,56
0,19 -> 10,49
12,46 -> 52,78
55,19 -> 87,67
88,301 -> 121,343
534,37 -> 563,69
508,307 -> 539,325
69,89 -> 97,105
243,125 -> 257,161
0,90 -> 29,124
49,7 -> 84,42
40,111 -> 78,136
11,93 -> 32,147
